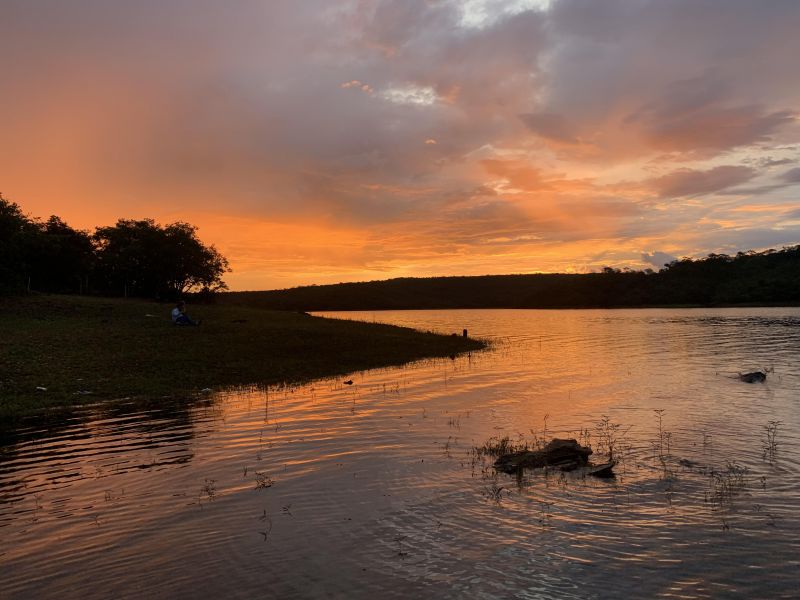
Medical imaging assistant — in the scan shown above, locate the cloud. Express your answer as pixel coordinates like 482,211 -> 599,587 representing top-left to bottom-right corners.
341,80 -> 375,94
758,157 -> 795,168
537,1 -> 800,161
380,84 -> 439,105
641,251 -> 677,269
648,165 -> 758,198
1,0 -> 800,289
635,103 -> 794,157
519,112 -> 580,144
780,167 -> 800,183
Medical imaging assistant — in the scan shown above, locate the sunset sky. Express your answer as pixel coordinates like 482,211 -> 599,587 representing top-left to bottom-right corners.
2,0 -> 799,290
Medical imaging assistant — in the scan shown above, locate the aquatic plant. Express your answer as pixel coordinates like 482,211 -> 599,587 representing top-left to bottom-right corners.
537,500 -> 554,526
258,509 -> 273,542
200,478 -> 217,502
577,427 -> 592,451
595,415 -> 629,463
762,420 -> 781,463
474,436 -> 529,458
651,409 -> 675,479
484,481 -> 506,504
707,461 -> 748,507
529,414 -> 550,451
254,472 -> 275,490
394,534 -> 408,558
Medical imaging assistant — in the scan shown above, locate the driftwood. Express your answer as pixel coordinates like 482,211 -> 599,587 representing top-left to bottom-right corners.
585,461 -> 616,478
494,438 -> 617,478
494,438 -> 592,473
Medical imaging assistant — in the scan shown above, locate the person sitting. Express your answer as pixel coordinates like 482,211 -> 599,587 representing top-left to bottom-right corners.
171,301 -> 200,326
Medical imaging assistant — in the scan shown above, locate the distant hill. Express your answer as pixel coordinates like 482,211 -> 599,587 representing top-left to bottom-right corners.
221,246 -> 800,311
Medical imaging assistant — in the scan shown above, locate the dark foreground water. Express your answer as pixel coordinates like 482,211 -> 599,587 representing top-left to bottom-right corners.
2,308 -> 799,599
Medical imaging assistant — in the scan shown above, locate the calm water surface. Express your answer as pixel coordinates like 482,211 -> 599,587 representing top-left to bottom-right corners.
2,308 -> 799,599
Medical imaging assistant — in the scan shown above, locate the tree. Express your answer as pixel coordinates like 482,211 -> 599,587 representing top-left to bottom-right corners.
159,222 -> 230,295
0,194 -> 37,291
93,219 -> 229,298
28,216 -> 94,293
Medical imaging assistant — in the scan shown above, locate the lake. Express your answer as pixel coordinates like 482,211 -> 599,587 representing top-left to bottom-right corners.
2,308 -> 799,599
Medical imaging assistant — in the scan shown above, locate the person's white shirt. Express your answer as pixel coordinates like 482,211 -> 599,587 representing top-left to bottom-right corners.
171,307 -> 181,322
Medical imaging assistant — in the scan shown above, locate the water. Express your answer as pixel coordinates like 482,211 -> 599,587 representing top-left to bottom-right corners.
2,308 -> 799,599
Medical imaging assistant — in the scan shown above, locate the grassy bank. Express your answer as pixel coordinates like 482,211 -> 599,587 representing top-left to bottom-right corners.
0,295 -> 484,418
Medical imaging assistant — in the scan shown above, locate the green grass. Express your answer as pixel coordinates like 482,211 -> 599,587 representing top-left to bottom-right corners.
0,295 -> 485,418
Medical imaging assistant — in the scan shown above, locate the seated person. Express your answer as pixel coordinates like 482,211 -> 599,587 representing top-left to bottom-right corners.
171,301 -> 200,326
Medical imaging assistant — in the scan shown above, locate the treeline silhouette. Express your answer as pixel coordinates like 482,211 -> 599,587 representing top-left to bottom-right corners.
0,195 -> 228,298
224,247 -> 800,311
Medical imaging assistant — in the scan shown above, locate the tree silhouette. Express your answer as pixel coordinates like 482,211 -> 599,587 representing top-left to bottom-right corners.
0,194 -> 38,291
1,197 -> 229,297
29,216 -> 94,293
93,219 -> 229,298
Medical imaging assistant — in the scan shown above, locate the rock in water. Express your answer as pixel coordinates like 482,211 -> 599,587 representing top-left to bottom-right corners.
494,438 -> 592,473
739,371 -> 767,383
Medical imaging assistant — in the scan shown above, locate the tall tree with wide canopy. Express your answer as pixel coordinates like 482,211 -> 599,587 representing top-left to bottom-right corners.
93,219 -> 229,298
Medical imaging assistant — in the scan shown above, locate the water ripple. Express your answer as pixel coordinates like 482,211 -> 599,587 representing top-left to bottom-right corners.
2,307 -> 800,598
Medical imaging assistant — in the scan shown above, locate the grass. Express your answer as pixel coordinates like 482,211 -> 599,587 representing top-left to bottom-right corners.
474,435 -> 529,459
0,294 -> 485,419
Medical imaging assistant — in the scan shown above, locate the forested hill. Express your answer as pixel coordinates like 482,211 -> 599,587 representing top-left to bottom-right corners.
223,247 -> 800,311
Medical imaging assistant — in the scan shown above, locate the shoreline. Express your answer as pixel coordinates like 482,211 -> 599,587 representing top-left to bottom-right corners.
0,295 -> 485,420
310,302 -> 800,312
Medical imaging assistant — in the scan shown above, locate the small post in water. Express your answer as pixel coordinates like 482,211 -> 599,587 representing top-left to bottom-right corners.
463,328 -> 468,338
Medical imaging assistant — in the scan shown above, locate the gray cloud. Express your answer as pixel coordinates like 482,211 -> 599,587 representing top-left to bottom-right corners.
519,112 -> 579,144
540,0 -> 800,159
781,167 -> 800,183
758,157 -> 795,168
697,227 -> 800,255
642,251 -> 677,269
649,165 -> 757,198
635,102 -> 794,156
622,73 -> 795,156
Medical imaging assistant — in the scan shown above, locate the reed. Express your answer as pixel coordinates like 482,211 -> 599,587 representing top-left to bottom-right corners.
706,461 -> 748,507
652,409 -> 675,480
596,415 -> 630,463
762,420 -> 781,463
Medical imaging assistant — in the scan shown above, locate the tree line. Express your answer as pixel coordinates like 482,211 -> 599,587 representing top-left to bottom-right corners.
0,195 -> 229,298
223,247 -> 800,310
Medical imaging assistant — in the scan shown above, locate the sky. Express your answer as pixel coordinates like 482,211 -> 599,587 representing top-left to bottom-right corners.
1,0 -> 799,290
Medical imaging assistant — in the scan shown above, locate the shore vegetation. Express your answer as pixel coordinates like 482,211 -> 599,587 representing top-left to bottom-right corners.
0,295 -> 484,419
224,246 -> 800,311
